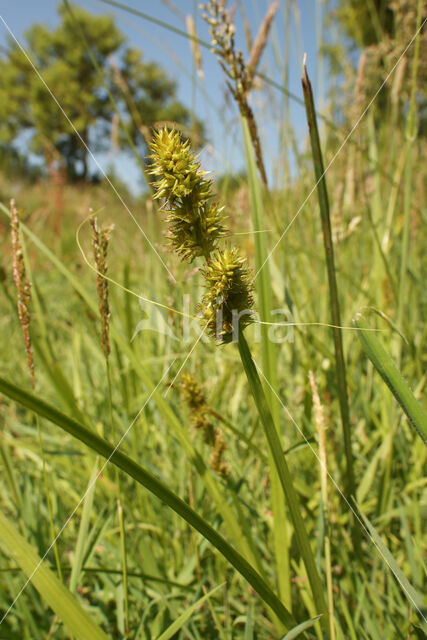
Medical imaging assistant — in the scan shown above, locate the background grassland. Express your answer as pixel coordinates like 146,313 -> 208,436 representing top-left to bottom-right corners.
0,1 -> 426,639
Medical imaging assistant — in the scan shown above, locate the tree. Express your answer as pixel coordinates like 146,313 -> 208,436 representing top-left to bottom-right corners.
0,5 -> 194,180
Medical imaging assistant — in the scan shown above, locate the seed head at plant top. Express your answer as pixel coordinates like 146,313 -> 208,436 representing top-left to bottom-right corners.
149,127 -> 254,343
201,0 -> 268,185
148,128 -> 210,203
91,216 -> 114,360
200,247 -> 254,343
10,199 -> 34,386
148,127 -> 225,261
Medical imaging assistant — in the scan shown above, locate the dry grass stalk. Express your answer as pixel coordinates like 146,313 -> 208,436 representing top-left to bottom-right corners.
354,50 -> 367,112
90,215 -> 114,360
246,1 -> 279,84
391,57 -> 407,106
10,199 -> 34,386
111,112 -> 119,154
241,6 -> 252,52
309,370 -> 336,640
202,0 -> 268,186
186,15 -> 204,78
109,56 -> 150,146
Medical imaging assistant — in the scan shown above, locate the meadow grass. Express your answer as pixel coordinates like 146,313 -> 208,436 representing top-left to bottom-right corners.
0,2 -> 426,639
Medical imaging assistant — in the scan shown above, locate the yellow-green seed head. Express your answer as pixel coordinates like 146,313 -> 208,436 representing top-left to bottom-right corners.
148,128 -> 225,262
148,128 -> 210,203
200,247 -> 254,343
168,201 -> 226,261
180,372 -> 207,411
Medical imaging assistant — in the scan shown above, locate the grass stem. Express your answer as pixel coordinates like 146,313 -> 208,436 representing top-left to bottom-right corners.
301,60 -> 359,552
238,331 -> 329,637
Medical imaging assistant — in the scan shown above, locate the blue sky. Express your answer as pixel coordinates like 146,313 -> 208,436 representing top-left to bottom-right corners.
0,0 -> 340,192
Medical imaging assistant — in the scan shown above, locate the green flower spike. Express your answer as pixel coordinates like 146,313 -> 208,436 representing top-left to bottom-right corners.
169,201 -> 226,261
148,128 -> 210,204
148,127 -> 225,262
200,247 -> 254,343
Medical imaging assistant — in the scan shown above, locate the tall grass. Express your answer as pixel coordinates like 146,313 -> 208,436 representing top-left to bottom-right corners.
0,2 -> 425,639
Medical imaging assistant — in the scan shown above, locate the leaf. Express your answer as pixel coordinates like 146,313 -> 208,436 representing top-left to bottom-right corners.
69,460 -> 99,592
241,114 -> 291,608
0,511 -> 109,640
353,312 -> 427,444
357,504 -> 427,632
0,375 -> 296,631
155,583 -> 223,640
281,615 -> 322,639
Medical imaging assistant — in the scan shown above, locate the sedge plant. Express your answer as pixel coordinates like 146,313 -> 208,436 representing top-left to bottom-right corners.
148,127 -> 329,635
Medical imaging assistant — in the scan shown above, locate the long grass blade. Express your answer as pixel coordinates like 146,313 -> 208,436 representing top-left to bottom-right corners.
281,615 -> 322,639
353,313 -> 427,443
241,115 -> 292,606
301,62 -> 359,551
0,511 -> 109,640
69,460 -> 99,592
0,375 -> 296,631
155,583 -> 224,640
356,505 -> 427,632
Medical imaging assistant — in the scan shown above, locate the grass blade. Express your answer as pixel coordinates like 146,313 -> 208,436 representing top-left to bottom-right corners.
301,61 -> 359,551
155,583 -> 223,640
357,505 -> 427,632
353,313 -> 427,443
281,615 -> 322,639
0,511 -> 109,640
0,375 -> 296,631
69,460 -> 99,592
242,114 -> 292,608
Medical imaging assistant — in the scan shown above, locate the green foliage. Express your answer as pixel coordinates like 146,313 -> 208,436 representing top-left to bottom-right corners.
0,1 -> 426,638
0,5 -> 193,180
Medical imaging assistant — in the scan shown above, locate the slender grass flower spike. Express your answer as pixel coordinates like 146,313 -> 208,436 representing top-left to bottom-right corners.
90,216 -> 114,360
10,198 -> 34,386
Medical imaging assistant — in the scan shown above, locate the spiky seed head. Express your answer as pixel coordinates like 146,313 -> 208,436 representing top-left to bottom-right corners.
167,201 -> 226,261
209,428 -> 230,478
200,247 -> 254,343
148,128 -> 211,204
180,372 -> 207,410
180,373 -> 215,444
148,128 -> 226,262
179,372 -> 229,473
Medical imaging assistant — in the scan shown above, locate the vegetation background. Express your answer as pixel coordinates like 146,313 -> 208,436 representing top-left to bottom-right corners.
0,1 -> 425,639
